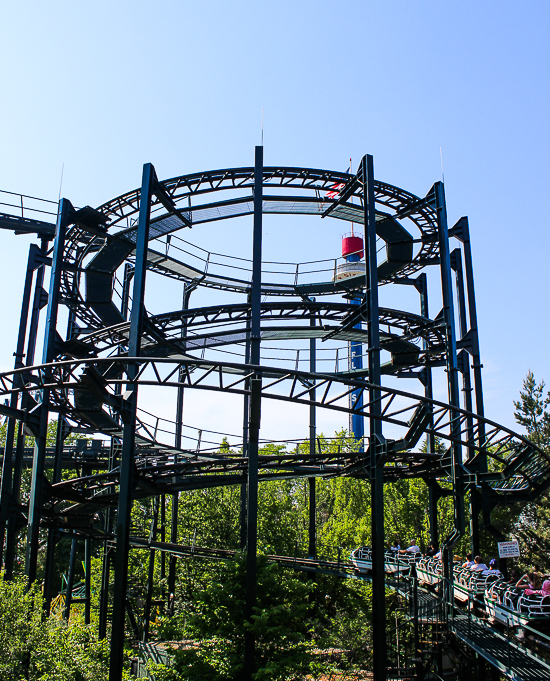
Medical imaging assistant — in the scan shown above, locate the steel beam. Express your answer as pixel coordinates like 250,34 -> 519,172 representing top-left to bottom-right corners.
84,537 -> 92,624
417,273 -> 440,549
99,545 -> 111,639
44,414 -> 69,612
169,284 -> 191,607
363,155 -> 386,681
309,311 -> 316,559
63,537 -> 78,621
240,307 -> 251,550
4,238 -> 47,580
244,146 -> 263,681
109,164 -> 155,681
143,497 -> 159,642
434,183 -> 464,606
25,199 -> 72,585
451,247 -> 480,555
0,243 -> 41,569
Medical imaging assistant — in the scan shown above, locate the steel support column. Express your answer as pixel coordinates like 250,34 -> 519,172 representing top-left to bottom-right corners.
99,546 -> 111,639
84,537 -> 92,625
4,239 -> 49,579
434,182 -> 464,604
169,284 -> 191,605
453,217 -> 488,556
451,247 -> 480,555
240,301 -> 251,550
25,199 -> 72,585
109,163 -> 155,681
308,312 -> 316,559
44,414 -> 69,612
453,217 -> 485,436
244,146 -> 263,681
63,537 -> 78,621
143,497 -> 159,642
417,273 -> 439,548
363,154 -> 385,681
0,243 -> 41,569
451,249 -> 474,442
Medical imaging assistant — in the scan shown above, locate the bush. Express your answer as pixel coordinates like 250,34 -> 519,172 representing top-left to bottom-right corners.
0,576 -> 113,680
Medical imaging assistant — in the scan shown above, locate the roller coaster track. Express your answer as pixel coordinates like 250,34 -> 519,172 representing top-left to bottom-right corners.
1,159 -> 547,681
41,166 -> 440,332
124,538 -> 550,681
1,357 -> 549,512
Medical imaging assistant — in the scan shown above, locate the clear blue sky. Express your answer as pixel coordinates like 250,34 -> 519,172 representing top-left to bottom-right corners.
0,1 -> 548,440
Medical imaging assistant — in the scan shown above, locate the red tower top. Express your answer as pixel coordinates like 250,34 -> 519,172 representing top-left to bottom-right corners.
342,234 -> 364,260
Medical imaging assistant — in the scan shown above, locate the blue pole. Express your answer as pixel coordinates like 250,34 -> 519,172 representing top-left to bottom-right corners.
346,252 -> 364,446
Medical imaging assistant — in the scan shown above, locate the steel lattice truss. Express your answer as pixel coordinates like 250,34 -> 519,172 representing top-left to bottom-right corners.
1,156 -> 548,680
0,356 -> 547,504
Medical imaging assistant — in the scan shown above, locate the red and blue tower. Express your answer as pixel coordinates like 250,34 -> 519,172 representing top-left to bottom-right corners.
341,233 -> 365,445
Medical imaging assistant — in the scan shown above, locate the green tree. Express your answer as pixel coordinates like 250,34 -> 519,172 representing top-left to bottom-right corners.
514,370 -> 550,450
511,371 -> 550,572
154,555 -> 314,681
0,576 -> 127,680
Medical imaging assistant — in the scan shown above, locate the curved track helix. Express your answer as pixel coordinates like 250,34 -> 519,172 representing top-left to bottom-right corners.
0,151 -> 547,680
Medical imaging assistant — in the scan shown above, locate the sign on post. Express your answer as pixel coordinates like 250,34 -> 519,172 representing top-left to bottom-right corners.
498,540 -> 520,558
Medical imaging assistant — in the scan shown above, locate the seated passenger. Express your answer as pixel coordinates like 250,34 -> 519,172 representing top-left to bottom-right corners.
525,579 -> 550,597
462,553 -> 474,568
389,540 -> 401,551
516,572 -> 543,590
426,542 -> 438,557
482,559 -> 502,577
399,539 -> 420,554
469,556 -> 488,572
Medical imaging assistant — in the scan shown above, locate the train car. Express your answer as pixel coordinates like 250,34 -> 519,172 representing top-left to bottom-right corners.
416,556 -> 443,586
350,546 -> 372,573
485,581 -> 550,629
350,547 -> 415,575
453,567 -> 500,603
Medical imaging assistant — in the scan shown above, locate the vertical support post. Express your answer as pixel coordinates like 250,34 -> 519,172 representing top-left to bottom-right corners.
84,537 -> 92,625
240,304 -> 251,550
363,154 -> 386,681
428,483 -> 440,548
451,248 -> 479,555
455,218 -> 485,437
99,546 -> 111,639
454,217 -> 490,553
4,239 -> 49,580
44,415 -> 69,612
63,537 -> 78,621
434,182 -> 464,605
450,249 -> 474,439
160,495 -> 166,595
244,146 -> 263,681
308,309 -> 316,559
109,163 -> 155,681
143,497 -> 159,642
412,564 -> 420,678
25,199 -> 72,585
417,273 -> 439,548
169,284 -> 192,606
0,243 -> 38,568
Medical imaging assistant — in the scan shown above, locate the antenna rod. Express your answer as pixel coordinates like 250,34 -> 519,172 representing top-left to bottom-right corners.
58,163 -> 65,202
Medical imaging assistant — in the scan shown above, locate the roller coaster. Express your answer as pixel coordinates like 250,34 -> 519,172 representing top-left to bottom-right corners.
1,148 -> 549,680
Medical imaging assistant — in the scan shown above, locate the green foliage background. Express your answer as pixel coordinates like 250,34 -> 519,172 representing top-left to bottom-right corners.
2,371 -> 550,678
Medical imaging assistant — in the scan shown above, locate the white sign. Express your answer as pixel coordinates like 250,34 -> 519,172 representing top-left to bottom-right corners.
498,540 -> 520,558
